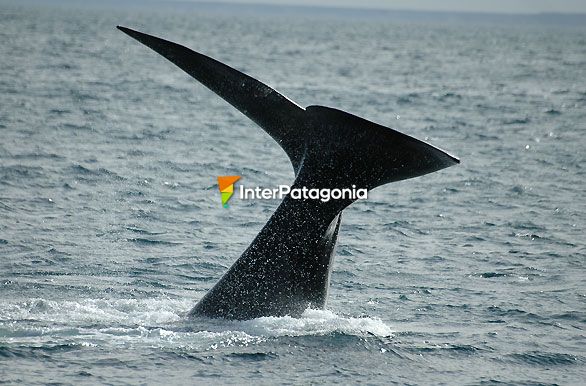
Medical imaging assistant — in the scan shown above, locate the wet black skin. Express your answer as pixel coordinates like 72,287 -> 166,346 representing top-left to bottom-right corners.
117,26 -> 459,320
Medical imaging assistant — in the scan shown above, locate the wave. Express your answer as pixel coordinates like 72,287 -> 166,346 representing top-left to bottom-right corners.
505,351 -> 582,366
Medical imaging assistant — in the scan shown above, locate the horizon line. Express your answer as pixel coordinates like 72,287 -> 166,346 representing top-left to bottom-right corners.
5,0 -> 586,18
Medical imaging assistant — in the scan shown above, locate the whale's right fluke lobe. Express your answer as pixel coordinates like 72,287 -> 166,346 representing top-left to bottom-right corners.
301,105 -> 459,196
118,26 -> 460,320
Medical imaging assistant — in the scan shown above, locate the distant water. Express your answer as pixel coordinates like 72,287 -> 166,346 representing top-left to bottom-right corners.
1,2 -> 585,385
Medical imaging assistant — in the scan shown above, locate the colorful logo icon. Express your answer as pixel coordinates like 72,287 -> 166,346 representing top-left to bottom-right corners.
218,176 -> 241,208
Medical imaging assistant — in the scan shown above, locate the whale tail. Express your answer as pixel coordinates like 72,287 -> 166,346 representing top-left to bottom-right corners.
117,26 -> 459,320
117,26 -> 458,208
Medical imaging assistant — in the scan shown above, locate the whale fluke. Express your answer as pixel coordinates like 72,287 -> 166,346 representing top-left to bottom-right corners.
117,25 -> 307,171
117,26 -> 459,319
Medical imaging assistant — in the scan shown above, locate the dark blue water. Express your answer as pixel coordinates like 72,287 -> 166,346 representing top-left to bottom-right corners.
1,2 -> 585,384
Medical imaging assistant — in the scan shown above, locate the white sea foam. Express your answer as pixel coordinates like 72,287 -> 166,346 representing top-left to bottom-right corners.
0,297 -> 191,326
0,298 -> 392,350
233,308 -> 393,338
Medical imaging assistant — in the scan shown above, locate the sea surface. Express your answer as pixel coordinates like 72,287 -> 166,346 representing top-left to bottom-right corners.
1,1 -> 585,385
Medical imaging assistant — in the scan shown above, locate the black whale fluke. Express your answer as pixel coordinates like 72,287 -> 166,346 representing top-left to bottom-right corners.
117,26 -> 459,320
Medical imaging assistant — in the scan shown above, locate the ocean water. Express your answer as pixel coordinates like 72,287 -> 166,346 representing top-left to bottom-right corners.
1,1 -> 585,384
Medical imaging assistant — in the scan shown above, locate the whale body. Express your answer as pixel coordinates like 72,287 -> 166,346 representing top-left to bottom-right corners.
117,26 -> 459,320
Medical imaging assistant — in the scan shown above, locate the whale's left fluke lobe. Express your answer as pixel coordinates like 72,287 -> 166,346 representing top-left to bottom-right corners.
117,25 -> 307,171
118,26 -> 460,320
